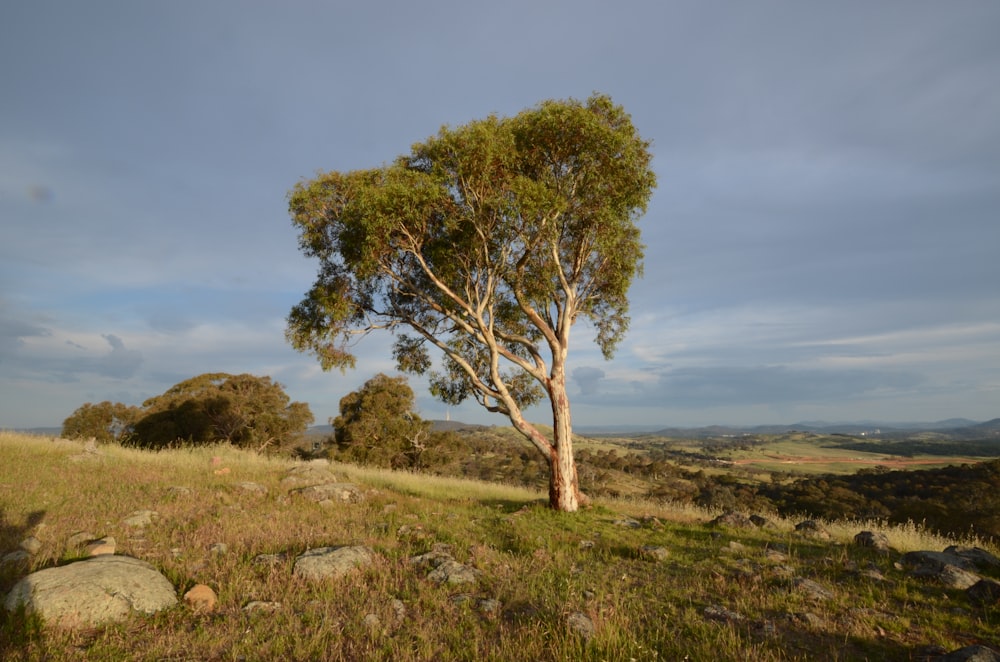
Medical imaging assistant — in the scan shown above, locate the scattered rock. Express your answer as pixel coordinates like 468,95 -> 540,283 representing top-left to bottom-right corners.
426,559 -> 481,585
791,577 -> 834,602
67,531 -> 98,548
902,550 -> 977,573
794,520 -> 830,540
243,600 -> 281,614
183,584 -> 218,613
854,530 -> 891,551
936,645 -> 1000,662
280,464 -> 340,486
703,604 -> 745,623
122,510 -> 158,528
236,482 -> 268,494
3,555 -> 177,627
253,553 -> 288,567
290,483 -> 364,504
611,517 -> 642,529
293,545 -> 375,582
566,611 -> 595,640
639,545 -> 670,561
20,537 -> 42,554
210,542 -> 228,555
967,578 -> 1000,607
85,537 -> 117,557
749,514 -> 774,528
944,546 -> 1000,571
410,545 -> 481,585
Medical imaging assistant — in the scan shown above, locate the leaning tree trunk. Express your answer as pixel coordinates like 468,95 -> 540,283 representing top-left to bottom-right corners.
547,370 -> 583,512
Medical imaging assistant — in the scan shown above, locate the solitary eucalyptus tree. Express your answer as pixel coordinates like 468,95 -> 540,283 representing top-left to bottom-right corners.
287,94 -> 655,511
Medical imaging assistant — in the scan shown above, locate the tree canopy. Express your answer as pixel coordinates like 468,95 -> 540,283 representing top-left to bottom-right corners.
287,94 -> 655,510
63,373 -> 314,452
331,373 -> 461,470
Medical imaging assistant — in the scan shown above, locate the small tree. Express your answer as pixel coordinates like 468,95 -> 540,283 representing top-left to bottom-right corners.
287,94 -> 655,511
332,373 -> 432,469
132,373 -> 314,451
62,401 -> 140,444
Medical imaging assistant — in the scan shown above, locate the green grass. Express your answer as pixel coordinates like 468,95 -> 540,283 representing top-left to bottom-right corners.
1,432 -> 998,661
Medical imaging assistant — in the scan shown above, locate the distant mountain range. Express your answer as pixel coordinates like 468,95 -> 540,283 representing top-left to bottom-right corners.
609,418 -> 1000,440
11,418 -> 1000,442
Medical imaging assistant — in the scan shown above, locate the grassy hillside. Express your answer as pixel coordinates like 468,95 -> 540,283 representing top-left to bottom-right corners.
1,432 -> 998,661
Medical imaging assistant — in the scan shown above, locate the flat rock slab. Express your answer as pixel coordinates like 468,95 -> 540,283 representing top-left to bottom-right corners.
4,555 -> 177,627
290,483 -> 364,504
293,545 -> 375,581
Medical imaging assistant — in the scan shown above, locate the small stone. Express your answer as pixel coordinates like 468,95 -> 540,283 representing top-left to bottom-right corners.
791,577 -> 834,602
611,517 -> 642,529
967,578 -> 1000,607
794,520 -> 830,540
640,545 -> 670,561
704,604 -> 745,623
236,482 -> 267,494
854,530 -> 891,551
426,559 -> 481,585
477,598 -> 500,615
253,552 -> 287,567
243,600 -> 282,614
122,510 -> 158,527
20,537 -> 42,554
710,512 -> 754,529
210,542 -> 229,555
363,613 -> 381,631
184,584 -> 218,613
566,611 -> 595,640
85,536 -> 117,556
290,483 -> 364,504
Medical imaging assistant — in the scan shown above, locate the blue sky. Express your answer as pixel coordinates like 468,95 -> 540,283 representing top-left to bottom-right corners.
2,1 -> 999,430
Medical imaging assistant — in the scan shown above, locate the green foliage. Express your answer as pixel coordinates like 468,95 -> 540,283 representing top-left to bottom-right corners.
65,373 -> 313,452
61,401 -> 140,444
286,94 -> 656,510
331,373 -> 466,470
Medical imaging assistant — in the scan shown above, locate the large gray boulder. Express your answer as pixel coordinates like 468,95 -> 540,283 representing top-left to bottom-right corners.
3,555 -> 177,627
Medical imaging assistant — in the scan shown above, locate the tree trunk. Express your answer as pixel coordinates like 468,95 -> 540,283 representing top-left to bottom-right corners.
547,372 -> 583,512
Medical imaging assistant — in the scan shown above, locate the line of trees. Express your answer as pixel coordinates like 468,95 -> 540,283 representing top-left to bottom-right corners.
61,372 -> 313,453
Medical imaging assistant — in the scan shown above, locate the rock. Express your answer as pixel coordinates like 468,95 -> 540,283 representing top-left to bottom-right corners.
794,520 -> 830,540
640,545 -> 670,561
253,552 -> 288,567
293,545 -> 374,582
791,577 -> 834,602
967,578 -> 1000,607
936,645 -> 1000,662
749,515 -> 775,528
944,546 -> 1000,571
210,542 -> 228,555
704,604 -> 745,623
903,551 -> 981,589
854,530 -> 891,551
20,537 -> 42,554
611,517 -> 642,529
243,600 -> 281,614
85,537 -> 117,557
426,559 -> 481,585
3,555 -> 177,627
67,531 -> 98,548
122,510 -> 158,528
566,611 -> 595,640
290,483 -> 364,504
236,481 -> 268,494
902,550 -> 977,573
183,584 -> 218,613
409,547 -> 481,585
280,464 -> 340,486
